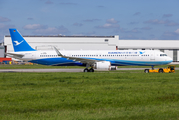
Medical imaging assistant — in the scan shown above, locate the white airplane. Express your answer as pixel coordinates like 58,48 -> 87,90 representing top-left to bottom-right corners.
7,28 -> 173,72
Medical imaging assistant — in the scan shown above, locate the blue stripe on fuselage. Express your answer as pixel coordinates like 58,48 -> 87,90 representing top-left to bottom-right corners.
29,57 -> 172,66
29,57 -> 84,66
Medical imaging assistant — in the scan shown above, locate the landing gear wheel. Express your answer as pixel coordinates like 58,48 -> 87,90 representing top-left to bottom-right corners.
89,68 -> 94,72
84,68 -> 89,72
159,69 -> 163,73
83,68 -> 94,72
144,69 -> 149,73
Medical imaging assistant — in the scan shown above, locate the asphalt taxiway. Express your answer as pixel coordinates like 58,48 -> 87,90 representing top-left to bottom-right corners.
1,68 -> 178,72
0,69 -> 83,72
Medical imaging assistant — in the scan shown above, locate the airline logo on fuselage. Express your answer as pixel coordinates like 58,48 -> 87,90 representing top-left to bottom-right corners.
108,52 -> 138,54
14,40 -> 24,46
139,51 -> 145,54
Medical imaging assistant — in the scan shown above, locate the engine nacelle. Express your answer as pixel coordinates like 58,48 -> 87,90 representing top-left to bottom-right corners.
94,61 -> 111,70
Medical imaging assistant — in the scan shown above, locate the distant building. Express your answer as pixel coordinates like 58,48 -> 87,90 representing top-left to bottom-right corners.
4,35 -> 119,52
0,46 -> 4,58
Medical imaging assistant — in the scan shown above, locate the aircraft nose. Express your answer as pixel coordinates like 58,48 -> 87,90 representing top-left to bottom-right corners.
166,57 -> 173,62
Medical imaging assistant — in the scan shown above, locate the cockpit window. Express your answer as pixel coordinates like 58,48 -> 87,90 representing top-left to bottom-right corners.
160,54 -> 167,56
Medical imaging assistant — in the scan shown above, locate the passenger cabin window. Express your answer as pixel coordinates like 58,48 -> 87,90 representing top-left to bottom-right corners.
104,39 -> 108,42
160,54 -> 167,56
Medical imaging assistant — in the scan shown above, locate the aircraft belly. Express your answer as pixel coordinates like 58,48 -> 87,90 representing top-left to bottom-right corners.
28,57 -> 82,66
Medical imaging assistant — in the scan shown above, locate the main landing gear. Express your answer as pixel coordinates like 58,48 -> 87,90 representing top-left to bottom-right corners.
83,64 -> 94,72
83,68 -> 94,72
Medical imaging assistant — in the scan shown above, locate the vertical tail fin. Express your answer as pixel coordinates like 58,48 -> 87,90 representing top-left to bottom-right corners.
9,28 -> 36,52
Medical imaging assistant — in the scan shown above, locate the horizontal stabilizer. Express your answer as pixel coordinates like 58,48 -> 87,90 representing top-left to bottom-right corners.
6,53 -> 24,58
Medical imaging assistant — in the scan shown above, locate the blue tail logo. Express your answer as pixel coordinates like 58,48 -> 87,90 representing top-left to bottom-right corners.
14,40 -> 24,46
9,29 -> 36,52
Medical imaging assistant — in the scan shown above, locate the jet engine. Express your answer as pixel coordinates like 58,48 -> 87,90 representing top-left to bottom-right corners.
94,61 -> 111,70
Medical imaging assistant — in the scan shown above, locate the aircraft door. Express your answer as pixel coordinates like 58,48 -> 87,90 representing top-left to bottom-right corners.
150,51 -> 155,60
32,52 -> 36,60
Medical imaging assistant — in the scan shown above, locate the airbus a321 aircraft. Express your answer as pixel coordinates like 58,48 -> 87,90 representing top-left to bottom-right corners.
7,28 -> 173,72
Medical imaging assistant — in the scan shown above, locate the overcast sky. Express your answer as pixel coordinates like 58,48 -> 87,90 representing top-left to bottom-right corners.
0,0 -> 179,43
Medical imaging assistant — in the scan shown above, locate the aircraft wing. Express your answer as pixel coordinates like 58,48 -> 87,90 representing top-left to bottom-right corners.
53,47 -> 100,65
61,56 -> 99,64
6,53 -> 24,58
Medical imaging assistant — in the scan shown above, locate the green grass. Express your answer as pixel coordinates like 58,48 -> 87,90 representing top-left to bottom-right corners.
0,64 -> 86,69
0,64 -> 178,69
0,71 -> 179,119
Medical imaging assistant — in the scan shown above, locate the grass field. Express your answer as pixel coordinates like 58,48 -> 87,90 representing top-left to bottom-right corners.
0,64 -> 178,69
0,64 -> 85,69
0,70 -> 179,120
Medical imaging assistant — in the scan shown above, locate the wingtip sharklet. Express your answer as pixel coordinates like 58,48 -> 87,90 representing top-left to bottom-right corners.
53,46 -> 63,56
